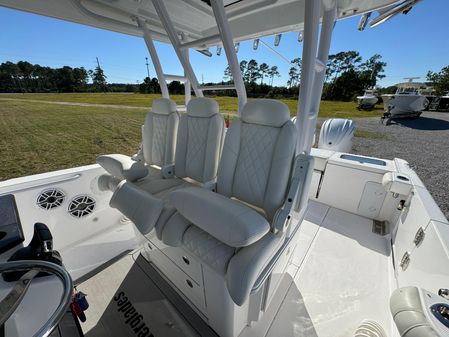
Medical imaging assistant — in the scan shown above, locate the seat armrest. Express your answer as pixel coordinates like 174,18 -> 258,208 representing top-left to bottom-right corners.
170,187 -> 270,247
110,181 -> 164,235
226,232 -> 283,305
97,154 -> 148,181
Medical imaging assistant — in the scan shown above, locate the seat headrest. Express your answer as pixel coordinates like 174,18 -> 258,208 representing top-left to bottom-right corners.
186,97 -> 219,118
241,99 -> 290,127
152,98 -> 177,115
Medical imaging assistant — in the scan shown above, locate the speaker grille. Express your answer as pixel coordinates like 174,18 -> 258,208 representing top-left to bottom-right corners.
68,195 -> 95,218
37,189 -> 65,210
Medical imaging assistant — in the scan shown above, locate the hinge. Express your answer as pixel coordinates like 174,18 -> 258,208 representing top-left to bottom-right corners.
413,227 -> 425,247
400,251 -> 411,271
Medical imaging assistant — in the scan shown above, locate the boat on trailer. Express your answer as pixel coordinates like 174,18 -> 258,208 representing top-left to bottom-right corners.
0,1 -> 448,337
356,89 -> 379,110
381,77 -> 431,120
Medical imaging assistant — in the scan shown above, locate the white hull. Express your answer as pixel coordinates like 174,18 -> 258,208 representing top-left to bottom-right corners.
382,94 -> 428,117
357,95 -> 378,107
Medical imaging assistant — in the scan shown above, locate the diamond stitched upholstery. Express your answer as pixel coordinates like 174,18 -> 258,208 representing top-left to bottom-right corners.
150,113 -> 168,166
183,225 -> 236,274
185,117 -> 209,182
233,124 -> 279,209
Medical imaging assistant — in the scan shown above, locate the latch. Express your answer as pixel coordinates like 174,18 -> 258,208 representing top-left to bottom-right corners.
400,251 -> 411,271
413,227 -> 425,247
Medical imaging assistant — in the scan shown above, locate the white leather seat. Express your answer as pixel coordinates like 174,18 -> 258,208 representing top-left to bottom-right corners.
109,97 -> 225,236
96,97 -> 179,182
166,99 -> 298,306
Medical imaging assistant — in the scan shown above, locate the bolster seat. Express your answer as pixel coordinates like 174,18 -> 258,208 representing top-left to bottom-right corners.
97,97 -> 179,182
108,97 -> 225,237
167,99 -> 297,305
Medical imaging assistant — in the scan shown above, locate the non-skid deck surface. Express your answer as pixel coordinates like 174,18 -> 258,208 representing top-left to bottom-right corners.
77,253 -> 216,337
77,202 -> 394,337
262,205 -> 395,337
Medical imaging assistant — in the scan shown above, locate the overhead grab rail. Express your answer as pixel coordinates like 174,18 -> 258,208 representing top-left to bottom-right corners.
180,33 -> 222,49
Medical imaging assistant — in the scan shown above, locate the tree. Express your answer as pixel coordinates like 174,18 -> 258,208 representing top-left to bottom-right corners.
259,63 -> 270,84
139,77 -> 161,94
245,59 -> 260,84
89,66 -> 107,92
223,65 -> 232,81
427,66 -> 449,96
359,54 -> 386,88
72,67 -> 89,91
287,58 -> 301,87
267,66 -> 280,86
327,51 -> 361,80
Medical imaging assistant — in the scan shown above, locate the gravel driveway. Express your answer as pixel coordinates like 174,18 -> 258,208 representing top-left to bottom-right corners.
348,111 -> 449,220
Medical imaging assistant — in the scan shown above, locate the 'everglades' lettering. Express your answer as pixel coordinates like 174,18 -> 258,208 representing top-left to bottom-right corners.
113,291 -> 154,337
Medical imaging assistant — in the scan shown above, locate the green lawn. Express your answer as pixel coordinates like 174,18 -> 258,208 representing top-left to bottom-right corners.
0,93 -> 383,118
0,94 -> 383,180
0,100 -> 146,180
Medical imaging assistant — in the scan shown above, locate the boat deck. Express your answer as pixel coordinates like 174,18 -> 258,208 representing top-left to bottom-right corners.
77,201 -> 395,337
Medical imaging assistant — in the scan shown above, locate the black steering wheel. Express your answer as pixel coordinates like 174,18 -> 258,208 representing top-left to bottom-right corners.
0,260 -> 73,337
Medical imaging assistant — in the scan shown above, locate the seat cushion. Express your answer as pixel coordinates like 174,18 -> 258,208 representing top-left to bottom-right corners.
170,187 -> 270,247
183,226 -> 235,275
96,154 -> 148,181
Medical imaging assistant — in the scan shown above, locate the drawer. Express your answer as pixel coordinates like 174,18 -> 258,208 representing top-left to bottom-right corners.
146,242 -> 206,312
159,247 -> 203,285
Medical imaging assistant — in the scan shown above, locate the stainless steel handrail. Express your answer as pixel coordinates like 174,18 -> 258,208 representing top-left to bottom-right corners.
0,261 -> 73,337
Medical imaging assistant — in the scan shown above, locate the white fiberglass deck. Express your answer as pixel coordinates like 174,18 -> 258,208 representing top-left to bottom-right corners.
77,201 -> 395,337
261,203 -> 395,337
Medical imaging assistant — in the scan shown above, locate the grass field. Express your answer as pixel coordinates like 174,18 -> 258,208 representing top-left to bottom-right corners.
0,93 -> 383,180
0,92 -> 383,118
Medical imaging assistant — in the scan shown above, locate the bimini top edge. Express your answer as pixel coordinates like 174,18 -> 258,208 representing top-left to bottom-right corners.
0,0 -> 401,45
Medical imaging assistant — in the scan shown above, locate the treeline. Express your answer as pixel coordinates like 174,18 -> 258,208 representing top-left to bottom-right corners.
221,51 -> 388,101
0,61 -> 112,93
1,51 -> 389,101
427,65 -> 449,96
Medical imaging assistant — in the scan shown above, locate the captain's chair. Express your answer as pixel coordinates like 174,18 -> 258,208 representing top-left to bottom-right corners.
108,97 -> 225,237
164,99 -> 298,305
96,97 -> 179,183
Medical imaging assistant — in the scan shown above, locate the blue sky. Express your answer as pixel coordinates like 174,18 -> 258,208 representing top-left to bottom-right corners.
0,0 -> 447,87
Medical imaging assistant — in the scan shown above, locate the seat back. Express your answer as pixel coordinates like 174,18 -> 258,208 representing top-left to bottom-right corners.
142,98 -> 179,167
175,97 -> 224,184
217,99 -> 297,221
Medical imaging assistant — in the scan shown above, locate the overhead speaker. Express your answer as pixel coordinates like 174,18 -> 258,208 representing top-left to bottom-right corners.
68,195 -> 96,218
37,189 -> 65,210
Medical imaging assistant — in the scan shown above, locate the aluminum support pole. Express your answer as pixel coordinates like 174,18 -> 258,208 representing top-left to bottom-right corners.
300,5 -> 337,154
295,0 -> 321,154
183,49 -> 192,106
210,0 -> 247,114
136,17 -> 169,98
151,0 -> 203,98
